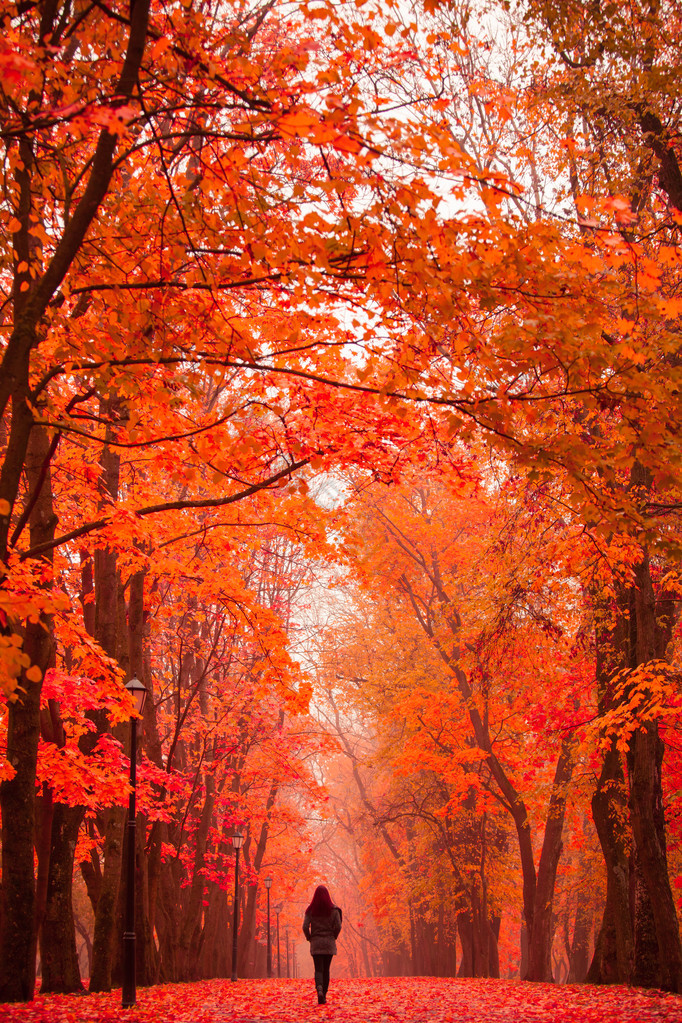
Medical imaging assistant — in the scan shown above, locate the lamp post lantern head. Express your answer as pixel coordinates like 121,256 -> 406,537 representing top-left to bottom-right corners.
264,876 -> 272,889
231,830 -> 245,850
125,676 -> 148,717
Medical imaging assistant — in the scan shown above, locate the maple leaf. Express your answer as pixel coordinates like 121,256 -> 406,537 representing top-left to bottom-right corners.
2,978 -> 682,1022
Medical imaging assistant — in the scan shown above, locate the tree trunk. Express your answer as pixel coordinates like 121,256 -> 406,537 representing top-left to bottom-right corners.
587,514 -> 682,992
197,882 -> 230,978
626,554 -> 682,991
587,590 -> 634,986
567,894 -> 592,983
0,670 -> 43,1001
489,916 -> 501,979
526,734 -> 576,982
39,803 -> 85,993
630,842 -> 660,989
587,741 -> 633,984
628,720 -> 682,990
457,912 -> 474,978
455,893 -> 496,978
88,804 -> 126,991
155,848 -> 183,983
34,785 -> 55,960
75,912 -> 93,978
0,425 -> 57,1001
519,916 -> 529,979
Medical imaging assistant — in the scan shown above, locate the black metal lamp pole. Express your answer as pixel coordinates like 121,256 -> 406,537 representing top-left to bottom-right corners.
122,676 -> 148,1009
274,903 -> 283,978
264,876 -> 272,978
231,830 -> 245,982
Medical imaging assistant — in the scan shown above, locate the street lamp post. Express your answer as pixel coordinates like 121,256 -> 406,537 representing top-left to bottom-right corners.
274,902 -> 283,978
122,676 -> 148,1009
264,876 -> 272,978
230,830 -> 245,982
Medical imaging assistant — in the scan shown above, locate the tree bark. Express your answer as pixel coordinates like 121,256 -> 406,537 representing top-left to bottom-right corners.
526,735 -> 576,982
39,804 -> 85,993
0,670 -> 43,1001
0,426 -> 57,1001
567,893 -> 592,983
628,719 -> 682,990
89,804 -> 126,991
456,912 -> 474,978
155,848 -> 183,982
626,554 -> 682,991
587,742 -> 633,984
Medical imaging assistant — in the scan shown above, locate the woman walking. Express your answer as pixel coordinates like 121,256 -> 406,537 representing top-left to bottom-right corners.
302,885 -> 342,1004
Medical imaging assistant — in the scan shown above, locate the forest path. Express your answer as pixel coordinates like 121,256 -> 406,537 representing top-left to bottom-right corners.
0,976 -> 680,1022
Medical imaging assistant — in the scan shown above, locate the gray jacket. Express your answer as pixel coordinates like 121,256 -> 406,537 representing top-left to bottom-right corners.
303,907 -> 342,956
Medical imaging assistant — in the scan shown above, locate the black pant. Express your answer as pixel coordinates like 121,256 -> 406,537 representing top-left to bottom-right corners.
312,953 -> 332,994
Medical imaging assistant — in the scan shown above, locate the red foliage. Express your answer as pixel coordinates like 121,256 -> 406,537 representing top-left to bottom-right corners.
1,978 -> 680,1022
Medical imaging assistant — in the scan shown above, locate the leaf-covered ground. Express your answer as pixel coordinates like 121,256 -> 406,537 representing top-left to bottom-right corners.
1,977 -> 681,1023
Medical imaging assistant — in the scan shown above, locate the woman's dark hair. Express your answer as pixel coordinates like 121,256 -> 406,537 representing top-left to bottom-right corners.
305,884 -> 335,917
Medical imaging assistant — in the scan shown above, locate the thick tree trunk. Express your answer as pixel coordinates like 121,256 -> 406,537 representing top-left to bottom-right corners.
628,720 -> 682,991
80,822 -> 103,917
588,508 -> 681,991
75,912 -> 93,978
588,749 -> 634,986
567,893 -> 593,983
526,735 -> 576,982
39,804 -> 85,993
472,889 -> 489,978
0,426 -> 57,1001
489,916 -> 501,979
34,785 -> 55,959
197,882 -> 230,978
37,656 -> 84,994
588,588 -> 634,986
89,805 -> 126,991
457,912 -> 474,978
0,671 -> 43,1001
455,894 -> 497,979
519,916 -> 529,979
626,554 -> 682,991
155,849 -> 183,983
432,898 -> 458,977
630,843 -> 660,989
134,817 -> 160,987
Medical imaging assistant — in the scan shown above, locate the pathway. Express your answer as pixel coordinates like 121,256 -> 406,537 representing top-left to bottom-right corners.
0,976 -> 680,1022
